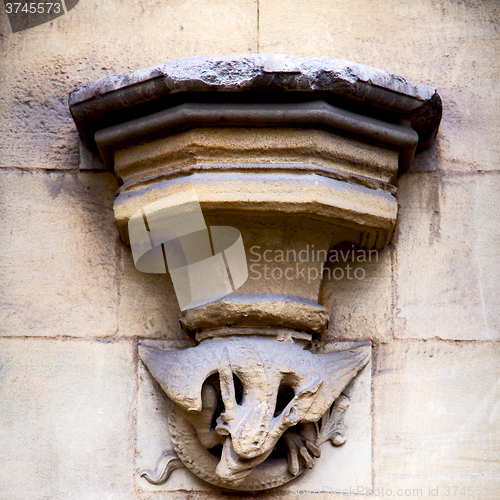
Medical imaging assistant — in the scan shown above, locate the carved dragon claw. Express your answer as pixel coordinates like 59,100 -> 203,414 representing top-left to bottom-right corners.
284,428 -> 321,476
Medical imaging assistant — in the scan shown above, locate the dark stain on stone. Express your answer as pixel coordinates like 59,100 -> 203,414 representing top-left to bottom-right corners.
428,177 -> 441,246
43,172 -> 66,200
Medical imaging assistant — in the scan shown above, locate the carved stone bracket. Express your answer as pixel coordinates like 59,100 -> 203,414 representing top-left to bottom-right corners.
69,54 -> 441,491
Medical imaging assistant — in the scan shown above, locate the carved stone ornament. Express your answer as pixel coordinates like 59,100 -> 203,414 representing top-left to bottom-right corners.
69,54 -> 441,491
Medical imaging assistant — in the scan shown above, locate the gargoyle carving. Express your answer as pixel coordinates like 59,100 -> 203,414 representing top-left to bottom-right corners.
139,336 -> 370,490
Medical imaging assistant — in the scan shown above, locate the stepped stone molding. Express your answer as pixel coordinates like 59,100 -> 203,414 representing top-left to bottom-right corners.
69,54 -> 441,155
69,54 -> 441,491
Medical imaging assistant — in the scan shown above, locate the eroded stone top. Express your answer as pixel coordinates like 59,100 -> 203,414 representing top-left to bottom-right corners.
70,54 -> 435,106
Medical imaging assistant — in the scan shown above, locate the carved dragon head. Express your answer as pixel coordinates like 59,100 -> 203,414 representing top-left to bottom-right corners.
139,336 -> 370,486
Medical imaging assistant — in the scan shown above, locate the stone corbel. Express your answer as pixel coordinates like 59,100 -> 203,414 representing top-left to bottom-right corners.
69,55 -> 441,491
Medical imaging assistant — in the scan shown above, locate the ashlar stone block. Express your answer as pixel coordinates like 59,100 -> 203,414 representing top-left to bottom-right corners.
394,172 -> 500,340
0,338 -> 135,500
373,341 -> 500,499
119,247 -> 185,339
0,170 -> 120,337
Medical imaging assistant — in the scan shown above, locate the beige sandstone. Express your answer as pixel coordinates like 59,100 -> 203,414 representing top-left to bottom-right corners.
394,172 -> 500,340
119,247 -> 184,339
115,127 -> 399,185
137,340 -> 372,493
0,0 -> 498,497
0,338 -> 136,499
258,0 -> 500,174
136,340 -> 211,493
321,247 -> 392,342
64,53 -> 439,492
0,0 -> 257,170
373,341 -> 500,499
0,169 -> 120,337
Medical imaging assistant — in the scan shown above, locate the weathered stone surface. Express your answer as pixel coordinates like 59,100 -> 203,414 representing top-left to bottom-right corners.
0,0 -> 257,170
79,140 -> 105,171
258,0 -> 500,174
114,173 -> 397,249
69,50 -> 437,492
0,338 -> 135,500
180,295 -> 329,336
140,337 -> 369,490
0,170 -> 120,337
321,247 -> 392,341
70,53 -> 436,106
394,172 -> 500,340
409,142 -> 437,173
373,341 -> 500,498
119,247 -> 185,339
3,1 -> 498,497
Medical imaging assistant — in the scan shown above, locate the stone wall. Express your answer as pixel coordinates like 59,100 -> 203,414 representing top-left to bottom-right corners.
0,1 -> 499,499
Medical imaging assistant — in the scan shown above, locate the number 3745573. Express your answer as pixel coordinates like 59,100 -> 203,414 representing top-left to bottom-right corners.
5,3 -> 62,14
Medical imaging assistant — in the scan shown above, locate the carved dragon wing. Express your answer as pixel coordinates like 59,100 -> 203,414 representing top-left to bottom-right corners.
139,343 -> 221,412
302,344 -> 371,422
